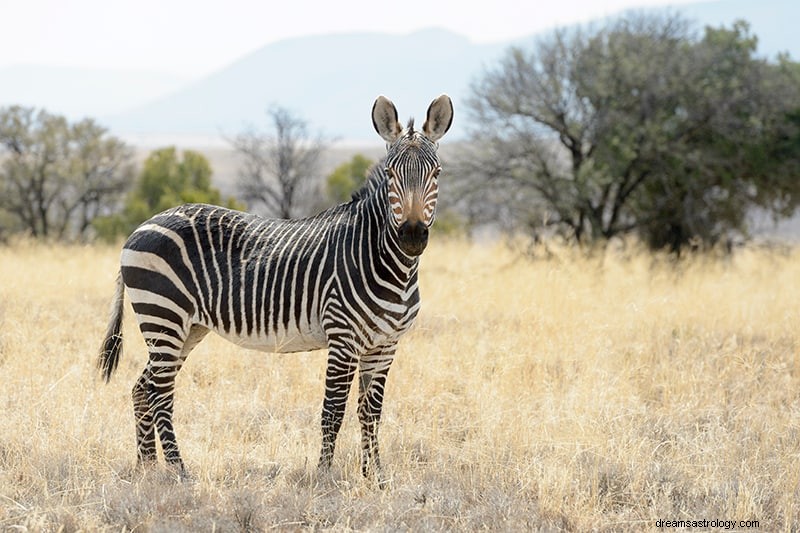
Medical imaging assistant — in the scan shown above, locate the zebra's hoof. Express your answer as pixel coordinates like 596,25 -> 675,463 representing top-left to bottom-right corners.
165,462 -> 193,483
363,466 -> 390,489
177,469 -> 195,484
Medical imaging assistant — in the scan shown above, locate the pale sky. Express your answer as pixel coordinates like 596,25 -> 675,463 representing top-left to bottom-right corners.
0,0 -> 703,78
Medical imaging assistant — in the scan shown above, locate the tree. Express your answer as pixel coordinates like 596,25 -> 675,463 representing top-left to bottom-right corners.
232,106 -> 329,219
326,154 -> 373,205
94,146 -> 242,240
457,14 -> 800,252
0,106 -> 134,241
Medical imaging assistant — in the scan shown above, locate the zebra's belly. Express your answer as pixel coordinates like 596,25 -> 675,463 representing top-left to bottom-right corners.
212,323 -> 328,353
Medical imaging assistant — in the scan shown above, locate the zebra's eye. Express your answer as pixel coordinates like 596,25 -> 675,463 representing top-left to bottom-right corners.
385,167 -> 394,178
432,167 -> 442,178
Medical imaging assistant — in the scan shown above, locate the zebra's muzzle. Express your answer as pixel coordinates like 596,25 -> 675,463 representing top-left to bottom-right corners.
397,220 -> 429,256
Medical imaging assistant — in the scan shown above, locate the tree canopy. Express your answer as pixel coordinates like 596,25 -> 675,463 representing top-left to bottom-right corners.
94,146 -> 242,240
325,154 -> 373,205
456,14 -> 800,252
0,106 -> 134,241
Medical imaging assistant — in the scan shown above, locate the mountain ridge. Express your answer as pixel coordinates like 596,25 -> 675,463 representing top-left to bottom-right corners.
105,28 -> 507,141
0,1 -> 795,142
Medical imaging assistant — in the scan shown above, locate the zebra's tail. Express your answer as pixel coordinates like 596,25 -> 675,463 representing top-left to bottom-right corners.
98,272 -> 125,383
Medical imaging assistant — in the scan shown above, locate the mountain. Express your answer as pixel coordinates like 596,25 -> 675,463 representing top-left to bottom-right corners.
105,29 -> 507,141
1,1 -> 795,142
104,1 -> 798,142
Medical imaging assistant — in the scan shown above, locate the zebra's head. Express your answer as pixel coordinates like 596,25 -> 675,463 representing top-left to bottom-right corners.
371,94 -> 453,257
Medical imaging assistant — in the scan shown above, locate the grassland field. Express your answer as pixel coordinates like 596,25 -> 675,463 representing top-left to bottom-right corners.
0,238 -> 798,531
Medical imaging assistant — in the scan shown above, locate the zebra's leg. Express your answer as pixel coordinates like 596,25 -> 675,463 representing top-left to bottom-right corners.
318,344 -> 359,472
182,324 -> 209,357
140,325 -> 208,479
357,344 -> 396,486
146,351 -> 189,478
132,362 -> 158,467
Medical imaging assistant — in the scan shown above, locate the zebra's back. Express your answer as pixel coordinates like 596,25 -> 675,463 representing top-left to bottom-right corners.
120,203 -> 349,353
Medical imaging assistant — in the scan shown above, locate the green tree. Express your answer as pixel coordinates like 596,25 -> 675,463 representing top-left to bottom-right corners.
326,154 -> 373,204
0,106 -> 134,241
95,147 -> 242,240
457,14 -> 800,252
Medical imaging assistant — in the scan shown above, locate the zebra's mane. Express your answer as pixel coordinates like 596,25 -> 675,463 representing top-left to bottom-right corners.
350,162 -> 388,202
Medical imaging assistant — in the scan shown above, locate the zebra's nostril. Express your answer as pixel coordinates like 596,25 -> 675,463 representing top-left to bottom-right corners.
398,223 -> 409,240
397,220 -> 429,256
398,221 -> 428,242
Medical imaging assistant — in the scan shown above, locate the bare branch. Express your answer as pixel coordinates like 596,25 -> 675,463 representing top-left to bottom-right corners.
232,106 -> 329,219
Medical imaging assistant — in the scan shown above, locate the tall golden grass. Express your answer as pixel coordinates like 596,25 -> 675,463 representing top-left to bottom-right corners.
0,238 -> 797,531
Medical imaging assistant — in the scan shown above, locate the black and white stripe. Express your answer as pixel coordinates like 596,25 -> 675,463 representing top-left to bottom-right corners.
98,95 -> 453,484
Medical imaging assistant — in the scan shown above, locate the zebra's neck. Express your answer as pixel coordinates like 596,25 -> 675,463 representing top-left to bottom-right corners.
358,176 -> 420,285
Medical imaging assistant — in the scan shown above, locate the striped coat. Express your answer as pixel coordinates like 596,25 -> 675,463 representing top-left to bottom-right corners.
98,94 -> 453,484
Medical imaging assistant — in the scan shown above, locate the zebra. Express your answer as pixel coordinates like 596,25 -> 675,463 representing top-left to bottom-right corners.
97,94 -> 453,484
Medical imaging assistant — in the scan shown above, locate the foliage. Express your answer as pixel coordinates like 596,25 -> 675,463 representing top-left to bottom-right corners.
325,154 -> 373,204
457,14 -> 800,252
232,106 -> 329,219
431,208 -> 467,238
94,147 -> 242,240
0,106 -> 134,241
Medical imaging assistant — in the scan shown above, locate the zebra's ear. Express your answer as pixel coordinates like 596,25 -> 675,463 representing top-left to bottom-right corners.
423,94 -> 453,142
372,95 -> 403,143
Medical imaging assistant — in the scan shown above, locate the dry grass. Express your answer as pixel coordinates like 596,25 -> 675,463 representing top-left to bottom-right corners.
0,238 -> 797,531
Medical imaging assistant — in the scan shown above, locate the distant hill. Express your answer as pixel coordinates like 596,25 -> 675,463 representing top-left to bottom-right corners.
0,1 -> 794,142
105,29 -> 507,141
104,1 -> 797,142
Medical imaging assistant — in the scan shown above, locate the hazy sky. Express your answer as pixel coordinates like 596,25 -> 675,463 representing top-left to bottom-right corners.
0,0 -> 702,77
